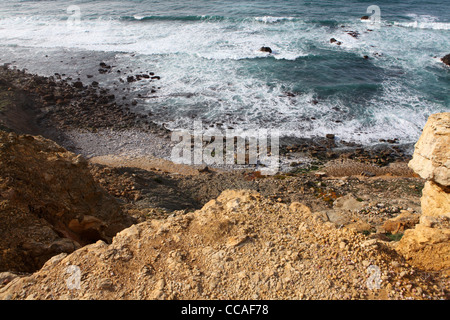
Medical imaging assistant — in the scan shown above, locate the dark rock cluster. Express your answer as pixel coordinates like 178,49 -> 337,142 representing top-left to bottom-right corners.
0,64 -> 165,134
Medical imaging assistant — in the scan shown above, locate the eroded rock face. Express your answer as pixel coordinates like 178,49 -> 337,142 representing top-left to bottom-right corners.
0,131 -> 134,272
397,112 -> 450,273
408,112 -> 450,187
396,218 -> 450,272
421,181 -> 450,218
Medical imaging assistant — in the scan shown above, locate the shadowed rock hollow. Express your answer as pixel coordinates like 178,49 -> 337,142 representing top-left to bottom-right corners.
0,131 -> 135,273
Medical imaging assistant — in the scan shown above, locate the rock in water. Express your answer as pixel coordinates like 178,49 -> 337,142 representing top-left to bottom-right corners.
441,54 -> 450,66
259,46 -> 272,53
330,38 -> 342,46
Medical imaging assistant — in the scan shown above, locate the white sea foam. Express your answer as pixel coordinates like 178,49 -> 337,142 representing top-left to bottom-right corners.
0,12 -> 447,145
394,14 -> 450,30
394,21 -> 450,30
254,16 -> 296,24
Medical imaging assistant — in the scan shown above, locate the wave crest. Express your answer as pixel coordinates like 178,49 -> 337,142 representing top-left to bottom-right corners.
393,21 -> 450,30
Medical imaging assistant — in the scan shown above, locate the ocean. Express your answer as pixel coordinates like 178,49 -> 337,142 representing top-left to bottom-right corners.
0,0 -> 449,145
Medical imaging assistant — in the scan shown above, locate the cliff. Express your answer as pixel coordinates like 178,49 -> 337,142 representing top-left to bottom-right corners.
396,112 -> 450,273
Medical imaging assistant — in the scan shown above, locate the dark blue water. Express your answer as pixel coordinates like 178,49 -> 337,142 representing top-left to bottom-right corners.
0,0 -> 449,144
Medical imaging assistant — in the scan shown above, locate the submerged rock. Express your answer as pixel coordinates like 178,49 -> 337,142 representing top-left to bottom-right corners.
442,54 -> 450,66
330,38 -> 342,46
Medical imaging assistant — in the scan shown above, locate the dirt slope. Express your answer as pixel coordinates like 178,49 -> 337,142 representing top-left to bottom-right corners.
1,190 -> 447,300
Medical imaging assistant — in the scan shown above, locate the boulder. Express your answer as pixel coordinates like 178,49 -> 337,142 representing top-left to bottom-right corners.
333,194 -> 365,212
259,46 -> 272,53
382,212 -> 420,234
421,181 -> 450,218
408,112 -> 450,186
396,112 -> 450,274
442,54 -> 450,66
396,221 -> 450,273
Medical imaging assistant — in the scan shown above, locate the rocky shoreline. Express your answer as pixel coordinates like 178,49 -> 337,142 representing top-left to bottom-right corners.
0,63 -> 448,300
0,64 -> 413,173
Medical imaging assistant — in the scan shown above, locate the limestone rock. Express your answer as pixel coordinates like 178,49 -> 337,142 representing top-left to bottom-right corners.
396,112 -> 450,274
325,210 -> 351,226
421,181 -> 450,218
396,221 -> 450,272
382,212 -> 420,234
408,112 -> 450,186
0,190 -> 405,300
333,194 -> 365,212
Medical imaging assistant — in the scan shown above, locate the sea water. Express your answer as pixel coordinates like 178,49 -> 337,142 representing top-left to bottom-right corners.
0,0 -> 449,145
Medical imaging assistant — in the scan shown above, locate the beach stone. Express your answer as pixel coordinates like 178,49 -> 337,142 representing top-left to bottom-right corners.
330,38 -> 342,45
347,31 -> 359,38
73,81 -> 83,89
333,194 -> 364,212
99,62 -> 111,69
325,210 -> 351,226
